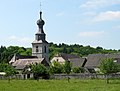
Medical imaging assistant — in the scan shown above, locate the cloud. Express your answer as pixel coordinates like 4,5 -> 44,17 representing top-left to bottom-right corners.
82,12 -> 96,16
56,12 -> 64,17
112,25 -> 120,30
93,11 -> 120,22
9,35 -> 17,40
79,31 -> 104,37
19,37 -> 32,43
8,35 -> 33,47
80,0 -> 120,9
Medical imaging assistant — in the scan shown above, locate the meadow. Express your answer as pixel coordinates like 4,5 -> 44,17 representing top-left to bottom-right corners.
0,79 -> 120,91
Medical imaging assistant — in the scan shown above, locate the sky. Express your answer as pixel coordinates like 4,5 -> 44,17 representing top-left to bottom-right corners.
0,0 -> 120,49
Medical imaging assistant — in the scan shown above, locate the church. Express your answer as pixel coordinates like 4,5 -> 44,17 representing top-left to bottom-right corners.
9,11 -> 49,75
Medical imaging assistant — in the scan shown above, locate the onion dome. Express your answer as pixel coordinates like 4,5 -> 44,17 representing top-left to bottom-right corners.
37,12 -> 45,27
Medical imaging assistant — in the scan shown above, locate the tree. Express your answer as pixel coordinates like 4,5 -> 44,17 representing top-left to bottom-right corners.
63,61 -> 71,74
26,48 -> 32,56
4,64 -> 16,83
49,61 -> 64,74
0,63 -> 7,71
100,58 -> 119,83
63,61 -> 72,82
31,63 -> 49,80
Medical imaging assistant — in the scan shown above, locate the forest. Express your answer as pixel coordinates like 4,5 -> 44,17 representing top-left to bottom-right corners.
0,42 -> 120,63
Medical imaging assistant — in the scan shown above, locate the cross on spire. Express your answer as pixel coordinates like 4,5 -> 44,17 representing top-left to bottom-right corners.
40,2 -> 42,12
39,2 -> 42,19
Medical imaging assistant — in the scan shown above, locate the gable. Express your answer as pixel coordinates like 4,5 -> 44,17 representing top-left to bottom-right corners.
51,57 -> 65,64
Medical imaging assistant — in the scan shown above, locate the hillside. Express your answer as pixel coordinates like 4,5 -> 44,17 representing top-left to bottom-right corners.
0,42 -> 120,63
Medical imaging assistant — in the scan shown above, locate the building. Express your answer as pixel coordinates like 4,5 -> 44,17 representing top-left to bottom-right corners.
9,11 -> 49,78
32,11 -> 49,64
85,54 -> 120,73
51,53 -> 87,68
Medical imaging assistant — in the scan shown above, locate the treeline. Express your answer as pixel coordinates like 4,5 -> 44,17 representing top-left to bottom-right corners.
0,46 -> 31,63
49,42 -> 120,59
0,42 -> 120,63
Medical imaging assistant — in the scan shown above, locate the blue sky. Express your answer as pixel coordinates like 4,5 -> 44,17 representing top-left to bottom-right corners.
0,0 -> 120,49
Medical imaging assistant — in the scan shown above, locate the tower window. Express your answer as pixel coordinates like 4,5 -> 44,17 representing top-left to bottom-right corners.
38,35 -> 41,41
44,46 -> 46,53
36,46 -> 38,52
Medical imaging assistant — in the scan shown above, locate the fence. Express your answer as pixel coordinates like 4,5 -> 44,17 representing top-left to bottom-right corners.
52,73 -> 120,79
0,73 -> 120,80
0,74 -> 27,80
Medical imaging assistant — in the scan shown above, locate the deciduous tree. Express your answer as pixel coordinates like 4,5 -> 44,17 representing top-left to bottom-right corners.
31,64 -> 49,80
63,61 -> 72,82
49,61 -> 64,74
100,58 -> 119,83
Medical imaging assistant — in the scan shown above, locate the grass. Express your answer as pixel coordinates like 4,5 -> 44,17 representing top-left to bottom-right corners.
0,79 -> 120,91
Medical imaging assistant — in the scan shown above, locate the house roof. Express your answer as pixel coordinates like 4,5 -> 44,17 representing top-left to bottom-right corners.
85,54 -> 120,68
9,54 -> 49,70
9,54 -> 38,64
12,58 -> 44,70
69,58 -> 86,67
16,54 -> 37,59
55,53 -> 86,67
55,53 -> 80,61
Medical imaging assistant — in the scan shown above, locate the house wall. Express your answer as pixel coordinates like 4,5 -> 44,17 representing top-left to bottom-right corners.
51,57 -> 65,64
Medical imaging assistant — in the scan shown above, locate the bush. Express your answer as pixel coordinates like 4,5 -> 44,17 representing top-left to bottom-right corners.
31,64 -> 49,80
72,67 -> 85,73
49,61 -> 64,74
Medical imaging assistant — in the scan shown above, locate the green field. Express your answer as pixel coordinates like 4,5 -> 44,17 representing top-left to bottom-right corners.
0,79 -> 120,91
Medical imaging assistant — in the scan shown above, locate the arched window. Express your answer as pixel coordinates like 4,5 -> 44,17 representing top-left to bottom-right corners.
36,46 -> 38,52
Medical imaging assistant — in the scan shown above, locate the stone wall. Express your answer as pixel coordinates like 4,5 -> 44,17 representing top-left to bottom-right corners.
51,73 -> 120,79
0,73 -> 120,80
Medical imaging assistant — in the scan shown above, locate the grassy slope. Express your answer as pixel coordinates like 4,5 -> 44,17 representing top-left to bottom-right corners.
0,79 -> 120,91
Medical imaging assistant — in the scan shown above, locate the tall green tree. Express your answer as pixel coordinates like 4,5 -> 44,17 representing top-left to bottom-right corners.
0,63 -> 7,71
63,61 -> 72,82
31,64 -> 49,80
63,61 -> 71,74
5,64 -> 16,83
49,61 -> 64,74
100,58 -> 119,83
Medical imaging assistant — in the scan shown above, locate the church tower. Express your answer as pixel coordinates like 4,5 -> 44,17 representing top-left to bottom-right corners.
32,11 -> 49,63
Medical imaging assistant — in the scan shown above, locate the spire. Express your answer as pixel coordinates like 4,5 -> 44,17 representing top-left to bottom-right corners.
40,2 -> 42,19
40,11 -> 42,19
36,5 -> 45,33
35,3 -> 46,41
